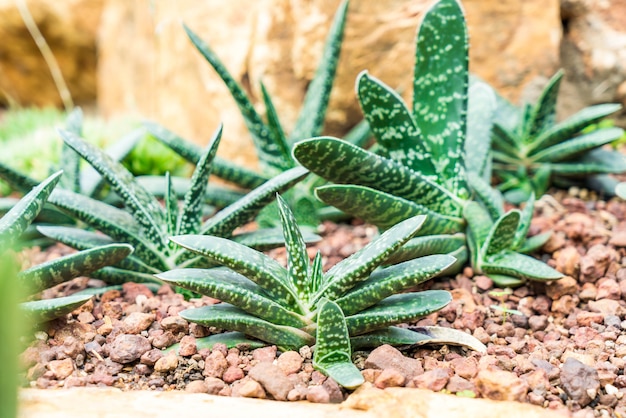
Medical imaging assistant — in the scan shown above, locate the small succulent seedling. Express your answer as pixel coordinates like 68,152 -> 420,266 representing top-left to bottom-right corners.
158,195 -> 485,388
488,70 -> 626,203
19,127 -> 315,287
0,171 -> 132,322
293,0 -> 562,287
145,0 -> 371,227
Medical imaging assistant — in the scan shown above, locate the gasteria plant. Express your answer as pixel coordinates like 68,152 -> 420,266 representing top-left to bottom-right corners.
489,70 -> 626,203
19,126 -> 315,286
145,0 -> 371,228
158,195 -> 484,388
0,171 -> 132,322
293,0 -> 562,287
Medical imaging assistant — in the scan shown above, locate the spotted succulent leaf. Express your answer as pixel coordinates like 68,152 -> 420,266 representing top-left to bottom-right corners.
465,79 -> 496,178
20,294 -> 94,323
531,127 -> 624,162
525,70 -> 562,140
482,251 -> 563,281
482,210 -> 520,257
276,194 -> 310,300
259,82 -> 291,166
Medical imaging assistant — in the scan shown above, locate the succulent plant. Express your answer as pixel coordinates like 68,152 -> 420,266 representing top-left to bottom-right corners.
157,194 -> 485,388
12,126 -> 314,287
488,70 -> 626,203
293,0 -> 562,287
0,171 -> 132,322
145,0 -> 371,228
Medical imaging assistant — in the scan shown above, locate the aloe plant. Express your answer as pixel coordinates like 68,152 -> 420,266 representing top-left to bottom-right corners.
145,0 -> 371,227
488,70 -> 626,203
17,126 -> 315,287
158,195 -> 485,388
293,0 -> 562,287
0,171 -> 133,322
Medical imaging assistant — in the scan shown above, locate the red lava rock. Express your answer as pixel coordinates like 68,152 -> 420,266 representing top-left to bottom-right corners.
551,295 -> 579,315
47,358 -> 74,380
528,315 -> 549,331
287,387 -> 308,401
596,278 -> 621,300
361,368 -> 382,383
60,336 -> 84,359
554,247 -> 580,277
588,299 -> 620,316
122,312 -> 155,334
474,368 -> 529,402
226,349 -> 240,367
374,368 -> 406,388
579,283 -> 598,301
446,375 -> 475,393
579,244 -> 614,282
597,362 -> 618,386
189,323 -> 209,338
521,368 -> 550,397
474,275 -> 493,291
154,352 -> 178,373
235,379 -> 266,399
222,366 -> 244,384
140,348 -> 164,366
185,380 -> 209,393
560,357 -> 600,407
252,346 -> 277,363
102,301 -> 124,320
160,316 -> 188,334
108,334 -> 151,364
178,335 -> 197,357
546,276 -> 579,300
204,350 -> 228,378
576,312 -> 605,327
77,312 -> 95,324
450,357 -> 478,379
122,282 -> 154,303
364,344 -> 423,381
410,368 -> 452,391
531,295 -> 552,315
248,363 -> 294,401
573,327 -> 600,349
306,385 -> 330,404
277,351 -> 303,375
322,377 -> 344,403
150,330 -> 177,349
205,377 -> 227,395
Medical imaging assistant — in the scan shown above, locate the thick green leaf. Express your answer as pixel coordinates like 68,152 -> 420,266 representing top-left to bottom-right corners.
0,161 -> 40,193
317,215 -> 426,302
526,70 -> 563,140
315,184 -> 464,234
178,125 -> 222,235
19,244 -> 133,293
413,0 -> 468,197
179,304 -> 315,351
60,130 -> 168,248
37,226 -> 115,250
517,231 -> 551,254
463,201 -> 493,250
345,290 -> 451,335
156,268 -> 308,327
467,172 -> 504,219
313,298 -> 364,389
356,71 -> 436,178
200,166 -> 309,237
383,233 -> 466,265
276,194 -> 309,300
482,210 -> 520,257
482,251 -> 563,281
309,250 -> 324,300
166,332 -> 265,354
488,274 -> 525,287
259,82 -> 292,167
184,25 -> 289,172
0,171 -> 62,251
60,109 -> 82,193
531,127 -> 624,162
91,267 -> 162,285
20,294 -> 93,323
293,137 -> 463,215
512,193 -> 535,250
164,173 -> 179,236
466,79 -> 496,177
136,175 -> 245,208
336,254 -> 456,315
170,235 -> 299,310
289,0 -> 348,142
549,148 -> 626,175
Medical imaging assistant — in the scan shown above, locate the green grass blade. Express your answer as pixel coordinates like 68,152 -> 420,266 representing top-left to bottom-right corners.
200,166 -> 308,237
482,251 -> 563,281
156,268 -> 308,327
356,71 -> 437,178
170,235 -> 298,309
313,298 -> 364,389
184,25 -> 287,171
289,0 -> 348,142
178,125 -> 223,235
413,0 -> 468,197
179,304 -> 315,351
317,215 -> 426,302
531,127 -> 624,162
0,171 -> 61,251
466,79 -> 496,177
526,70 -> 563,140
482,210 -> 520,257
293,137 -> 463,215
336,254 -> 456,316
315,184 -> 464,234
21,294 -> 93,323
529,103 -> 622,152
276,194 -> 310,300
345,290 -> 451,335
60,130 -> 168,248
18,244 -> 133,293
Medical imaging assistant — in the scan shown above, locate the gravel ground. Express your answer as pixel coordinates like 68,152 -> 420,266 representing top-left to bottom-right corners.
17,190 -> 626,417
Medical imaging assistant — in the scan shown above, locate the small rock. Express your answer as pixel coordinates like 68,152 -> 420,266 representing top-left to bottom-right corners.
60,336 -> 84,359
446,375 -> 475,393
579,244 -> 614,281
573,327 -> 600,349
47,358 -> 74,380
204,350 -> 228,378
551,295 -> 578,314
546,276 -> 578,300
576,312 -> 604,327
248,362 -> 294,401
108,334 -> 151,364
160,316 -> 188,334
374,368 -> 406,388
140,349 -> 164,366
236,379 -> 266,399
322,377 -> 344,403
578,283 -> 598,301
528,315 -> 549,331
521,369 -> 549,396
364,345 -> 423,381
277,351 -> 303,375
554,247 -> 580,277
287,387 -> 308,401
597,278 -> 621,300
474,369 -> 529,402
204,377 -> 227,395
252,346 -> 277,363
588,299 -> 620,315
222,366 -> 244,384
609,231 -> 626,247
185,380 -> 208,393
178,335 -> 197,356
122,312 -> 155,334
474,275 -> 493,291
122,282 -> 154,303
450,357 -> 478,379
77,312 -> 95,324
560,357 -> 600,407
151,331 -> 177,349
531,295 -> 551,315
154,352 -> 178,373
306,385 -> 330,403
361,368 -> 382,383
410,368 -> 452,391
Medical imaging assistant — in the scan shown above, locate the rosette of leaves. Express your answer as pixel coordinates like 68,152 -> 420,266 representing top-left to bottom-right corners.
292,0 -> 562,287
145,0 -> 371,228
488,70 -> 626,203
0,171 -> 133,322
157,195 -> 486,388
19,126 -> 314,287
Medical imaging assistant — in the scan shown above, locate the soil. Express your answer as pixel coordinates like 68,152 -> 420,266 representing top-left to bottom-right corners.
16,188 -> 626,417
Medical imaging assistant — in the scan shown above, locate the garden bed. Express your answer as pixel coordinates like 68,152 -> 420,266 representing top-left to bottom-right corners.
17,188 -> 626,417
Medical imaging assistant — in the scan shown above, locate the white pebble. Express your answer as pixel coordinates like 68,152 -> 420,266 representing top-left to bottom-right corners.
605,384 -> 618,396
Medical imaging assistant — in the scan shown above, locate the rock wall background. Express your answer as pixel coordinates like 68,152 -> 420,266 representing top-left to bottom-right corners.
0,0 -> 625,168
